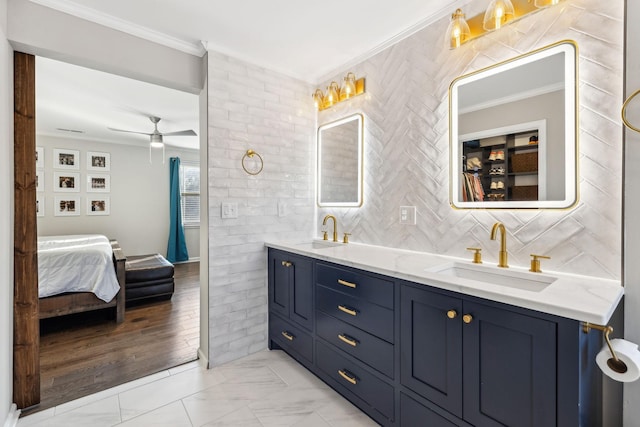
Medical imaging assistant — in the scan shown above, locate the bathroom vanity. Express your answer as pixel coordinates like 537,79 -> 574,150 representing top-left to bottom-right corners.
265,240 -> 623,427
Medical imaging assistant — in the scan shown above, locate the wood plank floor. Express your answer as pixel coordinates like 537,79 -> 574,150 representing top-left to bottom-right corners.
28,262 -> 200,415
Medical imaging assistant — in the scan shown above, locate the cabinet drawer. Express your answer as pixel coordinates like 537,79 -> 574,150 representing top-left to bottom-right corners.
316,285 -> 394,343
269,313 -> 313,363
316,263 -> 394,309
316,310 -> 394,379
316,341 -> 394,421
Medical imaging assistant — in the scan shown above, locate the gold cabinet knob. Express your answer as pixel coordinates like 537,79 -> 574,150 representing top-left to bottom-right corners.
463,314 -> 473,324
281,261 -> 292,267
447,310 -> 458,319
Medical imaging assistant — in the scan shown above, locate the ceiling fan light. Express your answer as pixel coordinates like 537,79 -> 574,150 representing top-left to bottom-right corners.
150,133 -> 164,147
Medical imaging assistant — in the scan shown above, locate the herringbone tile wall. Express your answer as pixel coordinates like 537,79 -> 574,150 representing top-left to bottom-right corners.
318,0 -> 623,280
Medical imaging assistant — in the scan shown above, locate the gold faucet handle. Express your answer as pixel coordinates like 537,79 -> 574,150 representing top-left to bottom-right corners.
343,233 -> 351,244
466,247 -> 482,264
529,254 -> 551,273
322,231 -> 328,241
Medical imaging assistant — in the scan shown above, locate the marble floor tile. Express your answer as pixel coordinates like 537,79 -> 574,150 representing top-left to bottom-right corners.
114,401 -> 192,427
200,406 -> 263,427
315,398 -> 379,426
18,396 -> 121,427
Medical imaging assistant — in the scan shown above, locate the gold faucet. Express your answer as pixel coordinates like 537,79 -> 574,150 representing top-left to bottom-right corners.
490,222 -> 508,268
322,215 -> 338,242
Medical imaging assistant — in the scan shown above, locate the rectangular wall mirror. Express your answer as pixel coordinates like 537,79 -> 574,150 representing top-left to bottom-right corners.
449,41 -> 578,209
317,113 -> 363,207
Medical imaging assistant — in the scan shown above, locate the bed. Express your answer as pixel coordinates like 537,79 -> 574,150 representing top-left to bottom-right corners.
37,235 -> 126,323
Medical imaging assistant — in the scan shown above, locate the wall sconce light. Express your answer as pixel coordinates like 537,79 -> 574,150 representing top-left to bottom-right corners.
448,0 -> 564,49
312,72 -> 366,111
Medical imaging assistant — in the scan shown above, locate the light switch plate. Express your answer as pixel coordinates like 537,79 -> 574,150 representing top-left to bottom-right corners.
221,202 -> 238,219
400,206 -> 416,225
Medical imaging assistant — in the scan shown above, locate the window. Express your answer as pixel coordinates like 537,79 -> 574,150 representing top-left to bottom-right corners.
180,162 -> 200,226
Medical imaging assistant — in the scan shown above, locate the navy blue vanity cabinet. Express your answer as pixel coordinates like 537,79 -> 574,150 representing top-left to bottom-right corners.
399,282 -> 598,427
268,249 -> 314,365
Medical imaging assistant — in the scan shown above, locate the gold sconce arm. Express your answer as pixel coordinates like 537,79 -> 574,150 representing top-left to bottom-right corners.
582,322 -> 628,374
622,89 -> 640,134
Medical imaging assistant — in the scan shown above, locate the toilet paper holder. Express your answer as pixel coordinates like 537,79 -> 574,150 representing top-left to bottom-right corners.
582,322 -> 628,374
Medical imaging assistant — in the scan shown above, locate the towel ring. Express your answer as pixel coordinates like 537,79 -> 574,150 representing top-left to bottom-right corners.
242,149 -> 264,175
622,88 -> 640,134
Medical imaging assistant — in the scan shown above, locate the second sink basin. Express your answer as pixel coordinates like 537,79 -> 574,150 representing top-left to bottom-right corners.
428,261 -> 557,292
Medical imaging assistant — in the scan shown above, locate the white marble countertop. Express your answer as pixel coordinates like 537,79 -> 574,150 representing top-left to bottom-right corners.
265,239 -> 623,324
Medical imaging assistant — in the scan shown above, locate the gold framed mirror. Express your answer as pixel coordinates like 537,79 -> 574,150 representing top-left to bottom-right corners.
449,40 -> 578,209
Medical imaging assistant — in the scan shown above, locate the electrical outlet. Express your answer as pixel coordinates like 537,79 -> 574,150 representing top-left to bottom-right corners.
221,202 -> 238,219
399,206 -> 416,225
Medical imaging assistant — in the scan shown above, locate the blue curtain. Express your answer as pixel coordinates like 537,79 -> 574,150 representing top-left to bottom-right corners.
167,157 -> 189,263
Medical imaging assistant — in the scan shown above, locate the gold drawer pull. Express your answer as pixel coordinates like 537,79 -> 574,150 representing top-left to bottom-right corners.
281,331 -> 294,341
337,279 -> 357,289
338,369 -> 358,385
338,305 -> 357,316
281,261 -> 292,267
338,334 -> 358,347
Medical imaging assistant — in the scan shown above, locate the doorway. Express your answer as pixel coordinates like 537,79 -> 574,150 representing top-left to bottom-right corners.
13,51 -> 209,411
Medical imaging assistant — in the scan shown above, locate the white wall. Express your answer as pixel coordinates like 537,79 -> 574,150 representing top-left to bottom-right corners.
207,51 -> 315,365
36,135 -> 200,258
317,0 -> 623,281
0,0 -> 14,422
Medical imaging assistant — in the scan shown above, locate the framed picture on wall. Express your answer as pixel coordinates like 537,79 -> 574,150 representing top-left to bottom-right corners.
87,151 -> 110,171
54,196 -> 80,216
86,174 -> 110,192
53,149 -> 80,170
35,146 -> 44,169
87,196 -> 110,216
53,172 -> 80,192
36,170 -> 44,192
36,195 -> 44,217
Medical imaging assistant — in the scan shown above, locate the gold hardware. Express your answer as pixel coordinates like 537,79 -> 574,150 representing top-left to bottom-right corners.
529,254 -> 551,273
622,88 -> 640,134
466,247 -> 482,264
281,260 -> 292,267
343,232 -> 351,244
490,222 -> 508,268
582,323 -> 628,374
447,310 -> 458,319
338,305 -> 357,316
313,74 -> 366,111
322,214 -> 338,242
338,279 -> 357,289
463,314 -> 473,324
323,231 -> 328,241
241,149 -> 264,175
338,334 -> 358,347
338,369 -> 358,385
281,331 -> 294,341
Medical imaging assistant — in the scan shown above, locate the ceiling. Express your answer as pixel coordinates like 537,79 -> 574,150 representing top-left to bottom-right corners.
32,0 -> 466,149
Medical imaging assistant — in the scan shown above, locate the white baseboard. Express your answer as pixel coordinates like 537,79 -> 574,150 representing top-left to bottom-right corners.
3,404 -> 20,427
197,347 -> 209,369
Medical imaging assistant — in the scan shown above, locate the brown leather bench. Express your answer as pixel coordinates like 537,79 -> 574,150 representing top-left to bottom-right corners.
125,254 -> 174,302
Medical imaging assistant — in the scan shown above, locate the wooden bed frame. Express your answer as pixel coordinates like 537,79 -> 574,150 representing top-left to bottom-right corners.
38,239 -> 127,323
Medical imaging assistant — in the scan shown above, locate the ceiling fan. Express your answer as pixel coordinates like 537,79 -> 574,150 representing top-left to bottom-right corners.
108,116 -> 197,163
108,116 -> 197,147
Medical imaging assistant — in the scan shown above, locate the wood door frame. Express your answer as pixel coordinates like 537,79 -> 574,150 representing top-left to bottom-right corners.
13,51 -> 40,409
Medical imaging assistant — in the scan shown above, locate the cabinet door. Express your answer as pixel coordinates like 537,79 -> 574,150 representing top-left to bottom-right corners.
400,285 -> 463,417
290,256 -> 313,330
268,251 -> 291,319
462,301 -> 556,427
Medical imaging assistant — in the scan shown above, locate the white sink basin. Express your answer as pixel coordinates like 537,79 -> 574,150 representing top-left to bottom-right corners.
428,262 -> 557,292
295,240 -> 342,250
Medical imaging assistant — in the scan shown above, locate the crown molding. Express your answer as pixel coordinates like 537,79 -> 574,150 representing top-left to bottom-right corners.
314,0 -> 471,84
28,0 -> 205,57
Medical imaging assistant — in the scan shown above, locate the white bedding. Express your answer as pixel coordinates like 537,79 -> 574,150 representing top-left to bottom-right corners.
38,234 -> 120,302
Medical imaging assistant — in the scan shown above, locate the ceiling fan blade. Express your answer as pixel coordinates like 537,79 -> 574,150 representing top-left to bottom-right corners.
162,129 -> 197,137
107,127 -> 152,136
